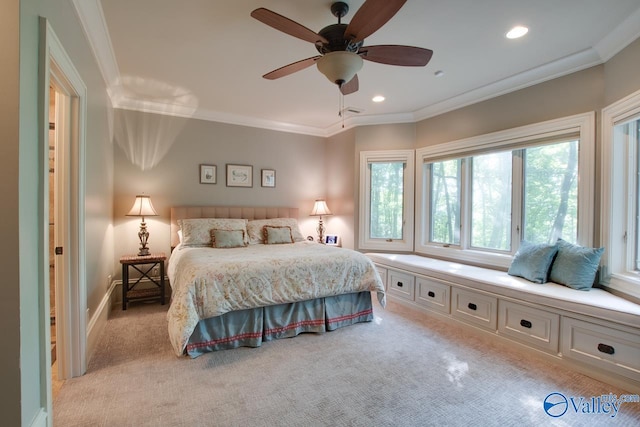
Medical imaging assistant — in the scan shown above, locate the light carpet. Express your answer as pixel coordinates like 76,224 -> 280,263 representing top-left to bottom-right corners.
54,297 -> 640,426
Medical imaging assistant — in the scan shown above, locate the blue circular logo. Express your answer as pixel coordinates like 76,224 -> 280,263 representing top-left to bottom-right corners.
544,392 -> 568,417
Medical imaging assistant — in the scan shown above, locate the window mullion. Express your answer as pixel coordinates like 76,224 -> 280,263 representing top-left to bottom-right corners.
511,150 -> 523,254
460,157 -> 470,250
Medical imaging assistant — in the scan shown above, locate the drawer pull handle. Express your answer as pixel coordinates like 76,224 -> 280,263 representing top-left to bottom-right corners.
468,303 -> 477,311
520,319 -> 532,329
397,281 -> 403,288
597,343 -> 615,355
427,291 -> 435,298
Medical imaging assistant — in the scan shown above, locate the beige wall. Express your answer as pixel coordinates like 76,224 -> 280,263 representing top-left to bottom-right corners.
604,37 -> 640,105
113,110 -> 327,272
415,65 -> 604,148
326,128 -> 357,248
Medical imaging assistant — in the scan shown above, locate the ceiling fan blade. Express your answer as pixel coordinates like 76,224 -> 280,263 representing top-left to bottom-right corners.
344,0 -> 406,43
251,8 -> 328,45
262,56 -> 322,80
340,75 -> 359,95
360,45 -> 433,66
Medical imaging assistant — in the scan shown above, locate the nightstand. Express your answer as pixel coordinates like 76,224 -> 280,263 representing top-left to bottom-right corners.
119,253 -> 166,310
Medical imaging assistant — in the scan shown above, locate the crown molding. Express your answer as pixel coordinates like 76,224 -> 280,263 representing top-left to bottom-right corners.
594,6 -> 640,62
72,0 -> 120,88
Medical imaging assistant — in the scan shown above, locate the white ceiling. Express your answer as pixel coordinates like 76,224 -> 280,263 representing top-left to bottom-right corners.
75,0 -> 640,136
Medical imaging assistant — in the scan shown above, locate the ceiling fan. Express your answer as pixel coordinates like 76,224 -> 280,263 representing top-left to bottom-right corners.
251,0 -> 433,95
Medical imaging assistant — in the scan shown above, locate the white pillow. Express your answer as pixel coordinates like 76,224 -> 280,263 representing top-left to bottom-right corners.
179,218 -> 249,247
247,218 -> 304,244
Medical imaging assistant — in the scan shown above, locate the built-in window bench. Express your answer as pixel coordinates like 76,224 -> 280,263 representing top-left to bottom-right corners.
366,253 -> 640,394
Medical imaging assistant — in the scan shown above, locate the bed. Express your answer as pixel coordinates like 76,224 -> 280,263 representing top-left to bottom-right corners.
167,206 -> 386,357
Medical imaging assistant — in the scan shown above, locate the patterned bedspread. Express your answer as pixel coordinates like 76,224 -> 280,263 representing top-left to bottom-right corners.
167,241 -> 386,356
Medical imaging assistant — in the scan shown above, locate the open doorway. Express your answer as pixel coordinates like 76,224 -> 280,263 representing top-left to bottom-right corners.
41,21 -> 88,419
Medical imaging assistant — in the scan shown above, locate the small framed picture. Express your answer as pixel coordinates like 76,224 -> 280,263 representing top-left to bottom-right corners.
261,169 -> 276,188
200,164 -> 216,184
325,235 -> 339,246
226,164 -> 253,187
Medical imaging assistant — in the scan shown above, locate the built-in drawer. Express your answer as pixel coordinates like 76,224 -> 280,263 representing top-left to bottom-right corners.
498,300 -> 560,353
415,276 -> 450,314
387,269 -> 415,301
451,288 -> 497,331
561,317 -> 640,382
375,266 -> 388,290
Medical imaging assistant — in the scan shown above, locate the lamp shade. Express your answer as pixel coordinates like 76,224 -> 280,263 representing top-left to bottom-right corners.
126,195 -> 158,218
317,51 -> 363,86
310,199 -> 332,216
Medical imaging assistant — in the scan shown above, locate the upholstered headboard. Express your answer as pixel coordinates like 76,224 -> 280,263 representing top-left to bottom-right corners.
170,206 -> 299,248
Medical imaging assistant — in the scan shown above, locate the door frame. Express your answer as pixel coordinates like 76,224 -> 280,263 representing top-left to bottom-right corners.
39,17 -> 87,401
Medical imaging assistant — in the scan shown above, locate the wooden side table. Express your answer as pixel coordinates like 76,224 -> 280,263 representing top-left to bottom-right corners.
119,253 -> 166,310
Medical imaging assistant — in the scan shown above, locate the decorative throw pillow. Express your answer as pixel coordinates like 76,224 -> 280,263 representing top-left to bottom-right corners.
507,241 -> 558,284
548,239 -> 604,290
179,218 -> 248,247
264,226 -> 294,244
210,229 -> 246,249
247,218 -> 304,244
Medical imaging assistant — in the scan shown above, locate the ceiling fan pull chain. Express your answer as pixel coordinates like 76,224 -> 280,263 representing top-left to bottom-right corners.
339,88 -> 345,128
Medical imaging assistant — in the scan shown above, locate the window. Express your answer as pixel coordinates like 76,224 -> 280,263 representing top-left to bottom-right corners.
523,141 -> 578,245
429,159 -> 460,245
359,150 -> 414,251
471,151 -> 512,251
602,89 -> 640,299
416,113 -> 594,268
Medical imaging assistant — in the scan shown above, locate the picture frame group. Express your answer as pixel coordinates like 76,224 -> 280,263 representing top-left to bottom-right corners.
199,164 -> 276,188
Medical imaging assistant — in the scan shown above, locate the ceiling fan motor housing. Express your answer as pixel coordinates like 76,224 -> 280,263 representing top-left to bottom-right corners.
316,24 -> 363,54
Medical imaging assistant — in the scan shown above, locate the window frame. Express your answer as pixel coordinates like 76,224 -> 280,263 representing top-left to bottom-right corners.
359,150 -> 414,251
416,112 -> 595,269
601,89 -> 640,299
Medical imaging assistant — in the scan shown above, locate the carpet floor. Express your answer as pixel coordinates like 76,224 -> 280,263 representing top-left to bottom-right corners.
53,297 -> 640,426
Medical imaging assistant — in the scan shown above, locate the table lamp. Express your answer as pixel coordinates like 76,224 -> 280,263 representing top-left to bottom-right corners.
126,195 -> 158,256
310,199 -> 332,243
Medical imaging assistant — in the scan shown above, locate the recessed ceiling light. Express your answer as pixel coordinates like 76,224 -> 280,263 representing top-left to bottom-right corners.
506,25 -> 528,39
372,95 -> 385,103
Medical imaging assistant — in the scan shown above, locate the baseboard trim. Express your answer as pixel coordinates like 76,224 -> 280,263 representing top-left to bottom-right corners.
29,408 -> 47,427
86,280 -> 117,362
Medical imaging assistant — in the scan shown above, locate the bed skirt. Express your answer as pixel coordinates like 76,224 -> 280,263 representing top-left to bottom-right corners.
185,291 -> 374,357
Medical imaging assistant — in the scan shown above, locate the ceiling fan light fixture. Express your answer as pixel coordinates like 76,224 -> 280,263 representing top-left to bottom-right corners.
317,51 -> 363,87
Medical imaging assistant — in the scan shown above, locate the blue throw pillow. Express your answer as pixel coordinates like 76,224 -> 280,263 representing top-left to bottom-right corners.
508,241 -> 558,284
548,239 -> 604,291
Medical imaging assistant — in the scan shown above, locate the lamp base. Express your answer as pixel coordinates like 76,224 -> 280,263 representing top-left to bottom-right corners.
137,247 -> 150,256
137,219 -> 151,256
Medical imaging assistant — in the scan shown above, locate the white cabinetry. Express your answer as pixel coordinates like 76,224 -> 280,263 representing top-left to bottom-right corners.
387,269 -> 415,301
498,300 -> 559,353
561,317 -> 640,382
415,276 -> 450,314
451,288 -> 497,331
378,263 -> 640,393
